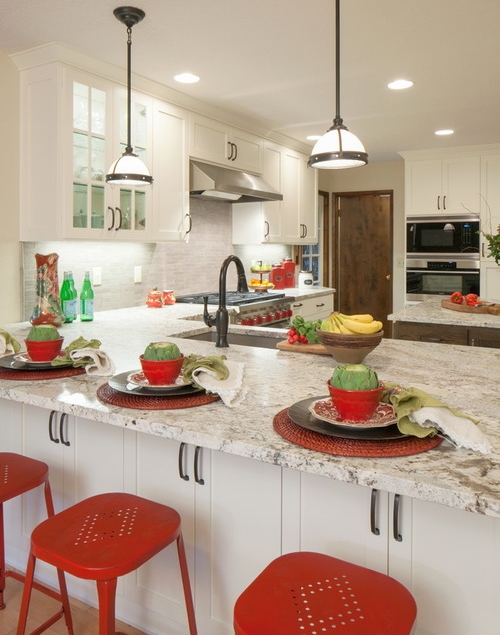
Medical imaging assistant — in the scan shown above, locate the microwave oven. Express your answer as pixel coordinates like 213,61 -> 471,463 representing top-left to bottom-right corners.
406,215 -> 480,256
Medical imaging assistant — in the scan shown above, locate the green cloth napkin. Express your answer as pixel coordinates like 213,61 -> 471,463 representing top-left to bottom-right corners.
51,336 -> 102,367
0,329 -> 21,355
381,382 -> 477,438
183,353 -> 229,389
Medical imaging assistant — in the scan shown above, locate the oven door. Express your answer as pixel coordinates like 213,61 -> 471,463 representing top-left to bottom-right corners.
406,269 -> 480,302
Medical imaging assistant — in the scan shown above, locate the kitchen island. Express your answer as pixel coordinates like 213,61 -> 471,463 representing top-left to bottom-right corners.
1,296 -> 500,635
390,297 -> 500,347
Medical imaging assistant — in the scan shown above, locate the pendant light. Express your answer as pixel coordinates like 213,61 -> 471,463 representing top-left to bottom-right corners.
106,6 -> 153,186
308,0 -> 368,169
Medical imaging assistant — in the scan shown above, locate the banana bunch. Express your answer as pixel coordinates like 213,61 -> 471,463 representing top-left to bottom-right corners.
320,312 -> 383,335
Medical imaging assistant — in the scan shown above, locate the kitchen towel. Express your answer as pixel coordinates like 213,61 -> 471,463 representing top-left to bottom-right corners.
0,329 -> 21,356
183,354 -> 246,407
52,336 -> 116,376
382,384 -> 491,454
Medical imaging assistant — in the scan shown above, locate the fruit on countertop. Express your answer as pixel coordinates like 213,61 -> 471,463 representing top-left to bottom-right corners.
26,324 -> 61,341
250,263 -> 272,273
249,278 -> 274,287
330,363 -> 379,390
286,316 -> 322,344
320,312 -> 383,335
143,341 -> 182,361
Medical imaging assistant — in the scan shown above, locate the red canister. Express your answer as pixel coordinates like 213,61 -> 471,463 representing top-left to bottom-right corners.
281,258 -> 296,288
270,264 -> 286,289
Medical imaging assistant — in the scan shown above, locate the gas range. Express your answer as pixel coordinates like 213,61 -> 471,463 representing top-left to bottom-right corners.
176,291 -> 293,326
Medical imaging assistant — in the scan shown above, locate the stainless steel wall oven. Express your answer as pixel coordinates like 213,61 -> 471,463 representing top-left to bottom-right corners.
406,215 -> 480,302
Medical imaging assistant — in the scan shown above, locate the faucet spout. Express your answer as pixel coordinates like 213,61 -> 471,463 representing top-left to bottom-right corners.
212,255 -> 248,347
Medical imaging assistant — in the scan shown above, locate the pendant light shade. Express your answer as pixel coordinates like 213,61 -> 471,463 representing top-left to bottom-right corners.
308,0 -> 368,169
106,6 -> 153,186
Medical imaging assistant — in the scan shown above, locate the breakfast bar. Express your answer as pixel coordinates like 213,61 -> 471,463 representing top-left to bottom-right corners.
1,302 -> 500,635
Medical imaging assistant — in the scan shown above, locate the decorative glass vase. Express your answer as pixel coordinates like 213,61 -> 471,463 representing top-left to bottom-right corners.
30,253 -> 65,327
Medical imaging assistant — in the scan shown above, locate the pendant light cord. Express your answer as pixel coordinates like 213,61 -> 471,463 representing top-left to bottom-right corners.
125,25 -> 133,154
334,0 -> 344,129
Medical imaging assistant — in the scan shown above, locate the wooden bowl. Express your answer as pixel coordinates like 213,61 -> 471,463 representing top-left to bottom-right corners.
316,329 -> 383,364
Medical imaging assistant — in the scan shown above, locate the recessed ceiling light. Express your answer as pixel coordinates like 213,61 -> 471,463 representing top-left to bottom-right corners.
307,135 -> 322,141
174,73 -> 200,84
387,79 -> 413,90
435,129 -> 454,136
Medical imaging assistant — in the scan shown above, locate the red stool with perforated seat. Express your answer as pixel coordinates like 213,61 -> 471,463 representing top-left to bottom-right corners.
234,551 -> 416,635
17,491 -> 198,635
0,452 -> 74,633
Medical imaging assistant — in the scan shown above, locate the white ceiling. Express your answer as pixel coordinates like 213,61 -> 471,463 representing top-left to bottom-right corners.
1,0 -> 499,163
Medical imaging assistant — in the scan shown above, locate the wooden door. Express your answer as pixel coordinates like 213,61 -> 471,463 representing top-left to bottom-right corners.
334,192 -> 393,337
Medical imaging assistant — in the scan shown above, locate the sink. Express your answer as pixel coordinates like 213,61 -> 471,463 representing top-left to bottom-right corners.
183,331 -> 281,349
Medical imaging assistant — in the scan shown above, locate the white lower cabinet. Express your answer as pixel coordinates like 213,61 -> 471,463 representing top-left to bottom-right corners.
289,471 -> 500,635
5,404 -> 126,606
122,433 -> 282,635
481,262 -> 500,301
290,293 -> 334,321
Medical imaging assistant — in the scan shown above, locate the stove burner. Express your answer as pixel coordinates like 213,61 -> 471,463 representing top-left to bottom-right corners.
176,292 -> 286,306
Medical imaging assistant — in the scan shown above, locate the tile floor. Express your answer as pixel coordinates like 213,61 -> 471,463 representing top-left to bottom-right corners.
0,576 -> 147,635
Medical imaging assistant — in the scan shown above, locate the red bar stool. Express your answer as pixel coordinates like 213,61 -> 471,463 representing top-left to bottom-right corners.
234,552 -> 416,635
0,452 -> 74,633
17,492 -> 198,635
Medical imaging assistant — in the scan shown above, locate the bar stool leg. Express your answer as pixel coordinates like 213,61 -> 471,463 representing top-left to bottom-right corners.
17,551 -> 75,635
0,503 -> 5,609
96,578 -> 118,635
176,533 -> 198,635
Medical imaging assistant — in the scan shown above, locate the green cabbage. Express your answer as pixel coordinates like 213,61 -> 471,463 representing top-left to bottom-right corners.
330,364 -> 379,390
26,325 -> 61,341
143,341 -> 182,361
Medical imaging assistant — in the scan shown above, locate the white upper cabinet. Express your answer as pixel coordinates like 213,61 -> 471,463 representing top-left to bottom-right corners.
189,113 -> 263,174
18,59 -> 189,242
401,151 -> 481,216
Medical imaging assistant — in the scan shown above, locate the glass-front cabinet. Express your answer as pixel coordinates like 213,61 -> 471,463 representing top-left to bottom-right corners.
68,73 -> 152,239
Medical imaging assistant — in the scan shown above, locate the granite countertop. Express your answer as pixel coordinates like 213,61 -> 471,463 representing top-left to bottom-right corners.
1,292 -> 500,519
389,297 -> 500,328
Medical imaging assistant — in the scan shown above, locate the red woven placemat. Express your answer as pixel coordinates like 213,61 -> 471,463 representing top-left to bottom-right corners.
273,408 -> 443,458
0,366 -> 86,380
97,383 -> 220,410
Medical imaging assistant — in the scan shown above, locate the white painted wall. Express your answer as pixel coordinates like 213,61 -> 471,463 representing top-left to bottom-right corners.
0,52 -> 21,322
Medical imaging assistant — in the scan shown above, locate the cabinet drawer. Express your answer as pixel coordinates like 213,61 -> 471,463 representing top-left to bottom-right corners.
393,321 -> 468,345
469,327 -> 500,348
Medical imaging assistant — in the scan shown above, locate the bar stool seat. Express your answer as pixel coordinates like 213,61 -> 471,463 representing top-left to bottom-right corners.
0,452 -> 73,633
17,492 -> 198,635
234,551 -> 416,635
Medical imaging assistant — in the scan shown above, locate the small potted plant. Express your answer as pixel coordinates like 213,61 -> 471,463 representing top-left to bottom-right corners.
25,325 -> 64,362
140,341 -> 184,385
327,363 -> 383,421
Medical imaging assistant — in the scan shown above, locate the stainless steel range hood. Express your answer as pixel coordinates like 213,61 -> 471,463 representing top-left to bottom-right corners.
190,160 -> 283,203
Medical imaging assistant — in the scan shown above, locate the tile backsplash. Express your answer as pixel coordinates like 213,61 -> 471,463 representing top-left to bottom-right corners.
22,198 -> 291,320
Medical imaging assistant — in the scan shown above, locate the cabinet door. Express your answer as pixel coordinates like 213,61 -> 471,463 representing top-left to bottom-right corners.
480,263 -> 500,301
195,450 -> 282,634
121,433 -> 197,633
151,100 -> 191,242
280,149 -> 302,243
230,128 -> 263,173
409,498 -> 500,635
262,143 -> 284,242
289,472 -> 390,573
442,155 -> 480,215
405,160 -> 443,216
190,113 -> 230,166
481,154 -> 500,260
299,155 -> 318,244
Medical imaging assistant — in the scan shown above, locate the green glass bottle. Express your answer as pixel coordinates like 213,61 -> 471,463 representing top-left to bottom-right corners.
60,271 -> 77,323
80,271 -> 94,321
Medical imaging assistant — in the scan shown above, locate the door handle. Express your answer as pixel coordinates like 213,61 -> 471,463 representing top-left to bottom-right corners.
194,446 -> 205,485
370,488 -> 380,536
437,195 -> 440,210
264,220 -> 269,238
178,442 -> 189,481
393,493 -> 403,542
48,410 -> 60,444
115,207 -> 122,230
107,206 -> 115,230
59,413 -> 71,447
386,274 -> 391,280
185,213 -> 192,235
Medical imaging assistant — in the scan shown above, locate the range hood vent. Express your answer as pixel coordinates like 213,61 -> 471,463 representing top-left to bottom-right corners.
190,160 -> 283,203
